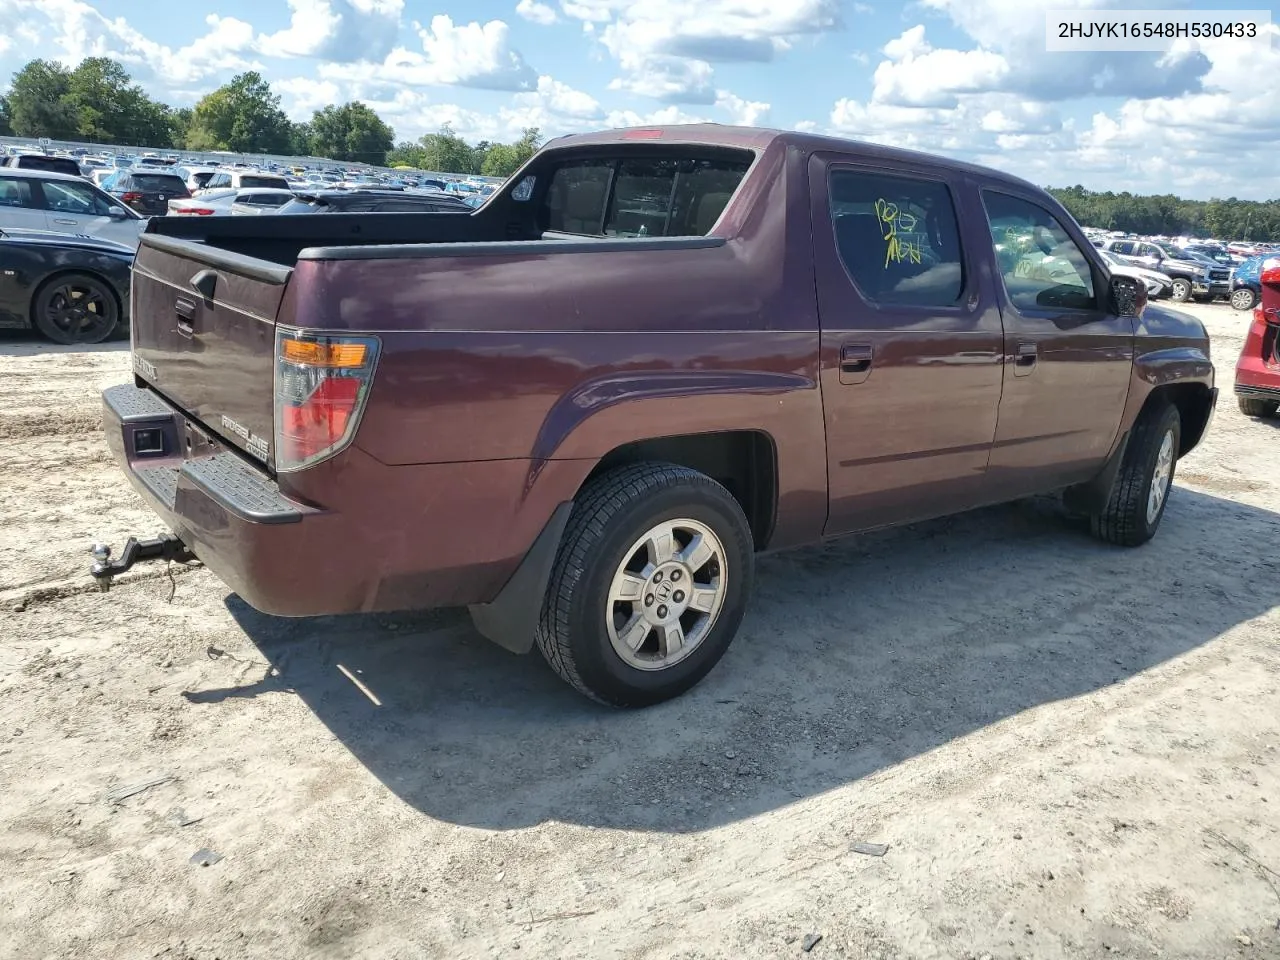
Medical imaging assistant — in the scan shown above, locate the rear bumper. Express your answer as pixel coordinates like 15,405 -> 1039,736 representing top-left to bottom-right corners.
1235,382 -> 1280,402
102,383 -> 582,618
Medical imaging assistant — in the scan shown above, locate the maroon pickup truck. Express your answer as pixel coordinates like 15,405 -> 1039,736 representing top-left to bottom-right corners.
93,125 -> 1216,707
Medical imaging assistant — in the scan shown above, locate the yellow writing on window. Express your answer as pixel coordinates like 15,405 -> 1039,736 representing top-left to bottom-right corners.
875,198 -> 922,268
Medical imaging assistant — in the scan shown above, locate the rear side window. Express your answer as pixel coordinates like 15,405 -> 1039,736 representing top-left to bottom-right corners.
982,191 -> 1096,311
131,174 -> 187,192
0,176 -> 36,208
545,155 -> 750,237
239,175 -> 289,189
42,179 -> 115,215
191,171 -> 215,188
828,169 -> 966,306
1110,241 -> 1133,255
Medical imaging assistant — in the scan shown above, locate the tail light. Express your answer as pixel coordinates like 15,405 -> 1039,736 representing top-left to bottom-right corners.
121,191 -> 142,203
178,207 -> 215,215
274,330 -> 380,471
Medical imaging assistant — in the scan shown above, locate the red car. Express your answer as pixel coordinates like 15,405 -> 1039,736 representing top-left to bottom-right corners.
1236,258 -> 1280,418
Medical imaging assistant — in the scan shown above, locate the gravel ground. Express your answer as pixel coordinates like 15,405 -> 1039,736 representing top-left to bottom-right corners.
1,302 -> 1278,960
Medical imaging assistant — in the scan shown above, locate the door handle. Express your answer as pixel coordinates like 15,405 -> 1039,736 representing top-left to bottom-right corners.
839,343 -> 873,384
1013,342 -> 1037,376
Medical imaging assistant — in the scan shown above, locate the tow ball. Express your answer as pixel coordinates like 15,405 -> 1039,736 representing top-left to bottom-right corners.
89,535 -> 195,591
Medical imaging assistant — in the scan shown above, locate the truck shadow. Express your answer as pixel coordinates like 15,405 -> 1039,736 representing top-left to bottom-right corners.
0,330 -> 130,356
223,486 -> 1280,834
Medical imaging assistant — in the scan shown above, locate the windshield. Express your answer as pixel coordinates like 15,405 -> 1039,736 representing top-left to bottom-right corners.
131,174 -> 187,191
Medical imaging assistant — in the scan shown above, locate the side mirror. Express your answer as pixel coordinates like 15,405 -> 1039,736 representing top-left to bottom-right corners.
107,206 -> 129,219
1111,274 -> 1148,318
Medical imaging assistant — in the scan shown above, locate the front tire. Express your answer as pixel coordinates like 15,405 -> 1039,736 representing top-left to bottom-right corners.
1090,403 -> 1181,547
1231,288 -> 1259,311
32,272 -> 120,345
1238,396 -> 1279,418
535,463 -> 755,707
1170,278 -> 1192,302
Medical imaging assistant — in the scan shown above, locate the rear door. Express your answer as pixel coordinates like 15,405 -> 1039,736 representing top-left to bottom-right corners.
978,189 -> 1133,496
812,154 -> 1005,535
131,237 -> 290,466
0,174 -> 52,231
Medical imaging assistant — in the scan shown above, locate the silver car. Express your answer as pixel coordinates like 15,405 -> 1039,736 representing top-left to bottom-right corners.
0,168 -> 144,248
166,187 -> 296,216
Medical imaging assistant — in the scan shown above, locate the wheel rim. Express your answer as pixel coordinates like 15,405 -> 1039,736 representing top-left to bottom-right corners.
1146,428 -> 1175,525
606,518 -> 727,671
1231,289 -> 1254,310
1172,280 -> 1189,299
43,281 -> 113,340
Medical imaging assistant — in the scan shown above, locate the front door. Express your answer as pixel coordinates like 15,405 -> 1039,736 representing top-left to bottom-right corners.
979,189 -> 1134,496
35,177 -> 143,247
812,155 -> 1005,535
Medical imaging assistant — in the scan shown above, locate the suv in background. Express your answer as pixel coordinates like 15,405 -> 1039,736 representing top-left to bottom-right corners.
1,153 -> 85,178
1228,254 -> 1268,311
197,170 -> 291,193
103,170 -> 191,216
273,189 -> 472,214
1102,238 -> 1230,302
0,168 -> 143,247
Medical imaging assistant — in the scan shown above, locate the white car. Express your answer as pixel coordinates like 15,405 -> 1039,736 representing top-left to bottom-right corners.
167,187 -> 295,216
196,170 -> 292,194
0,168 -> 144,248
1098,249 -> 1174,299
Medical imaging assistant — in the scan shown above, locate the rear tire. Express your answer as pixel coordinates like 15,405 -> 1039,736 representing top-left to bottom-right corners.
1231,288 -> 1259,311
535,463 -> 755,707
1170,278 -> 1192,302
1090,403 -> 1181,547
32,272 -> 120,345
1238,396 -> 1279,418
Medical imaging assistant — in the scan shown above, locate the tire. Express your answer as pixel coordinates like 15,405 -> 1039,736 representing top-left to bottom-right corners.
1090,403 -> 1181,547
1231,288 -> 1258,311
1169,278 -> 1192,302
1238,396 -> 1279,418
32,272 -> 120,345
535,462 -> 755,707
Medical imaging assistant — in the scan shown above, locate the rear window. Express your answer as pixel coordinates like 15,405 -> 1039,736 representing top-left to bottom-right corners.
15,155 -> 82,176
191,171 -> 216,188
545,154 -> 750,237
276,198 -> 324,214
131,174 -> 188,192
239,175 -> 290,189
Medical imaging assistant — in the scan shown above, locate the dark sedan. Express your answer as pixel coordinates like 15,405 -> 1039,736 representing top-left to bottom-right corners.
102,170 -> 191,216
0,228 -> 133,344
273,188 -> 472,214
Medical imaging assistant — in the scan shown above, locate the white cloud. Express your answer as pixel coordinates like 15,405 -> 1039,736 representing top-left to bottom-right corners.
517,75 -> 601,118
515,0 -> 557,26
318,15 -> 537,91
257,0 -> 403,63
565,0 -> 841,103
872,26 -> 1008,107
715,91 -> 771,126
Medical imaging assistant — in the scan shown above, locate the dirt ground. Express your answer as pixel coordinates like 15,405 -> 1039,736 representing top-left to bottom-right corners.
1,302 -> 1278,960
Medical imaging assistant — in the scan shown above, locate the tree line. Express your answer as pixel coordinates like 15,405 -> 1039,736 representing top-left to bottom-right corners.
0,58 -> 542,176
1049,185 -> 1279,242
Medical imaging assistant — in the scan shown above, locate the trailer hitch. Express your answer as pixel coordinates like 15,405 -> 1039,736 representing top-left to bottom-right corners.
90,535 -> 195,591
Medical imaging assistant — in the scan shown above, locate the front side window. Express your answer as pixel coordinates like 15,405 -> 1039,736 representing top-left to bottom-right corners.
1110,241 -> 1133,255
828,168 -> 965,306
983,191 -> 1096,312
42,180 -> 113,215
0,176 -> 36,208
544,155 -> 750,237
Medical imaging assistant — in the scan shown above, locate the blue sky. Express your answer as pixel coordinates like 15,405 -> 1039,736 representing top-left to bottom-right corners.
2,0 -> 1276,198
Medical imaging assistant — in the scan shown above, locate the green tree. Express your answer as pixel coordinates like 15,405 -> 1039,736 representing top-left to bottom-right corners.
289,121 -> 313,157
170,107 -> 194,147
401,124 -> 481,173
188,72 -> 293,154
308,102 -> 394,165
7,59 -> 78,139
0,97 -> 12,137
62,57 -> 169,145
481,127 -> 542,177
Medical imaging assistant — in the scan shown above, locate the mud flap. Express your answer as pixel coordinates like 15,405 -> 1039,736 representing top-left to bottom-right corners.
1063,431 -> 1130,515
467,501 -> 574,654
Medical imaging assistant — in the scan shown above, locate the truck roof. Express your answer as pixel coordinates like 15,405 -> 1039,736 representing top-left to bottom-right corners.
546,123 -> 1043,197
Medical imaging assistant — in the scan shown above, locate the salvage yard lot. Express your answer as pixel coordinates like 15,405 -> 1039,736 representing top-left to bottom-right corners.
1,303 -> 1278,960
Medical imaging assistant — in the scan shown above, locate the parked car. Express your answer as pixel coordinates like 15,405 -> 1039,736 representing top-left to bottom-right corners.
196,170 -> 292,193
1101,239 -> 1231,302
1235,257 -> 1280,418
1,153 -> 85,177
173,166 -> 220,193
103,170 -> 191,217
93,125 -> 1216,707
1227,253 -> 1269,311
0,168 -> 144,248
1096,249 -> 1173,298
167,188 -> 295,216
0,227 -> 132,343
272,189 -> 471,214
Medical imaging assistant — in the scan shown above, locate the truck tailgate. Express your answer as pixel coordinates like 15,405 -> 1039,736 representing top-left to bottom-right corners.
131,233 -> 289,467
